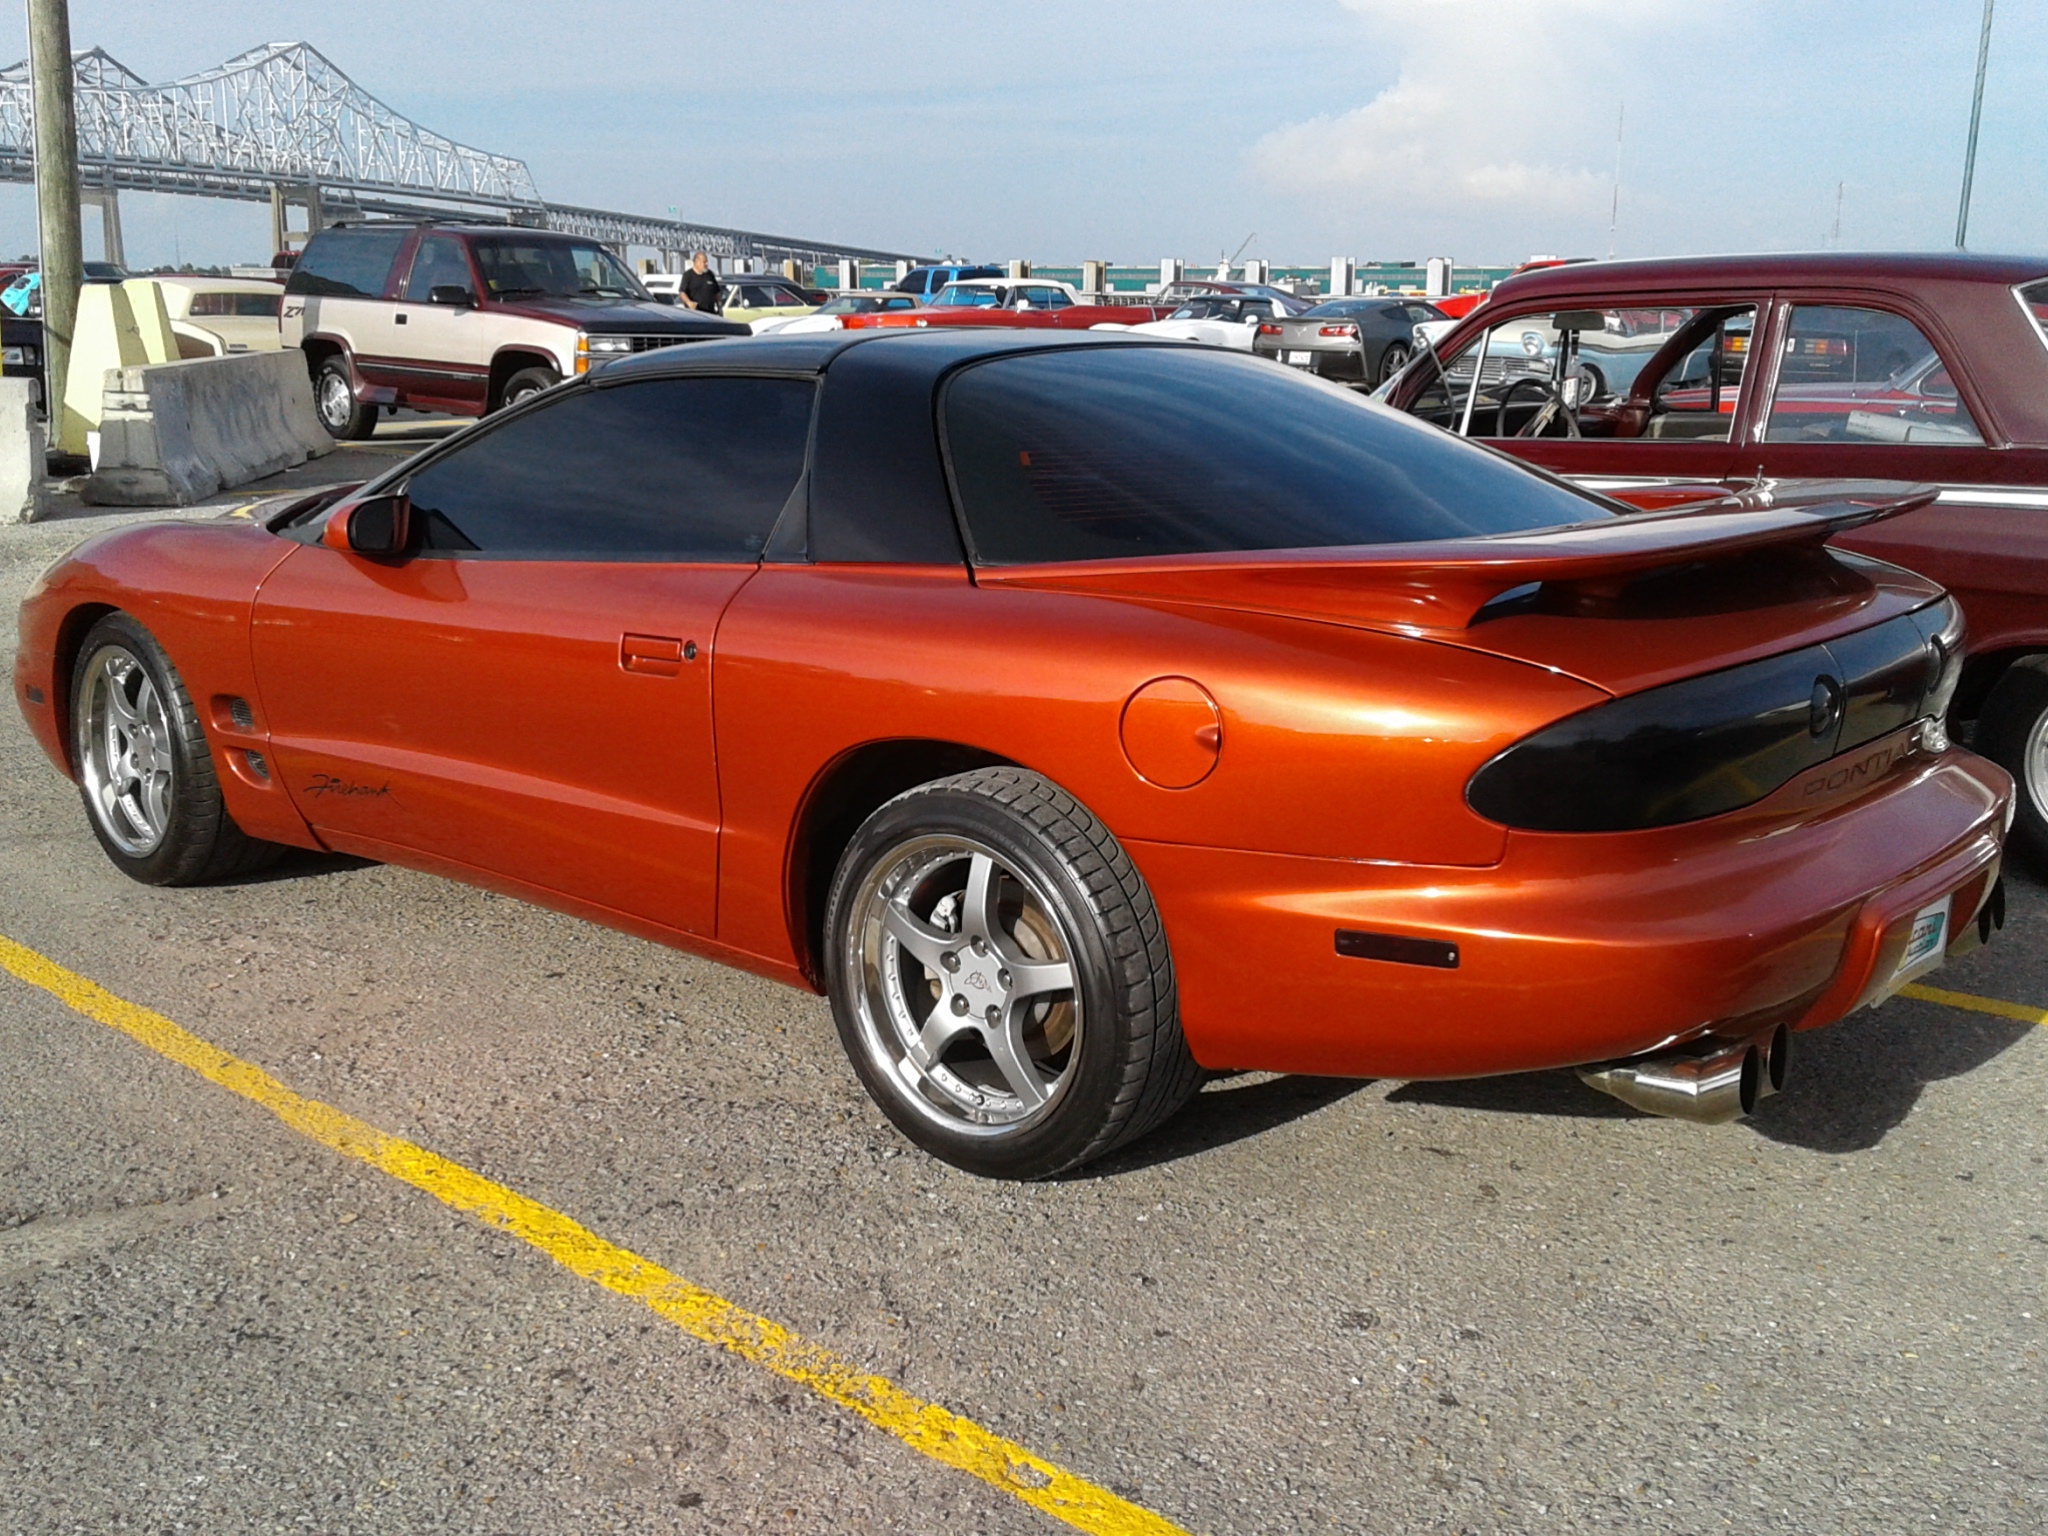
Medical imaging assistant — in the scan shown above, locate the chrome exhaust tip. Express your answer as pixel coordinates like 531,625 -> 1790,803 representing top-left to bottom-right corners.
1754,1023 -> 1791,1101
1577,1035 -> 1765,1124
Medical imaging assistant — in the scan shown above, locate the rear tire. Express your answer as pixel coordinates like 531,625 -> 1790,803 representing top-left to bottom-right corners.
498,365 -> 559,410
822,767 -> 1201,1179
1978,659 -> 2048,866
1377,341 -> 1411,385
71,614 -> 283,886
313,354 -> 377,440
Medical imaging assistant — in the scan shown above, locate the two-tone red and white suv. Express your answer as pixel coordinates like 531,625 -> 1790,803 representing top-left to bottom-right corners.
281,223 -> 748,437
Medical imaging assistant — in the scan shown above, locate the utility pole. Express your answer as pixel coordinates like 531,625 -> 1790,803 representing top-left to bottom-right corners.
26,0 -> 83,428
1607,103 -> 1624,259
1956,0 -> 1995,250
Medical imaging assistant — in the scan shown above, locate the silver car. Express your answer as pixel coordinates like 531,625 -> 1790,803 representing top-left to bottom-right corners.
1254,296 -> 1447,387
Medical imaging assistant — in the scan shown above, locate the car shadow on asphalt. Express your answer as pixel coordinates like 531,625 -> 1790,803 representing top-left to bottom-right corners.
1385,1011 -> 2034,1154
1072,1072 -> 1373,1177
1743,1008 -> 2034,1153
214,848 -> 381,886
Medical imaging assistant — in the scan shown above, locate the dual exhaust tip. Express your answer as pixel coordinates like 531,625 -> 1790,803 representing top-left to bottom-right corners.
1577,1024 -> 1792,1124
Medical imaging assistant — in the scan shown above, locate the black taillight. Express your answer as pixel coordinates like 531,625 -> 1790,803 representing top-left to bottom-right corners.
1467,604 -> 1955,832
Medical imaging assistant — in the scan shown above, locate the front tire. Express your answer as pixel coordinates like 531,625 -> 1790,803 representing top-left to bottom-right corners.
71,614 -> 281,886
498,365 -> 559,410
823,768 -> 1201,1179
1979,660 -> 2048,865
313,354 -> 377,440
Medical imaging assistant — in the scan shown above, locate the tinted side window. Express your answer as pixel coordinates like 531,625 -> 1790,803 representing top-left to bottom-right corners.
402,236 -> 474,302
286,229 -> 409,299
944,347 -> 1607,565
404,377 -> 814,560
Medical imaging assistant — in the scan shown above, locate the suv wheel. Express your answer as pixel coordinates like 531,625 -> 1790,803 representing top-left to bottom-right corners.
71,614 -> 282,885
1979,659 -> 2048,865
313,354 -> 377,440
823,768 -> 1202,1179
499,366 -> 559,410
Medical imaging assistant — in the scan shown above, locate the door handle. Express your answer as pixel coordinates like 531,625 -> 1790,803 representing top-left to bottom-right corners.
620,633 -> 693,676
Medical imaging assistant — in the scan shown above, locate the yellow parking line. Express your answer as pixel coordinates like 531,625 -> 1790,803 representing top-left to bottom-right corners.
1898,981 -> 2048,1026
0,933 -> 1192,1536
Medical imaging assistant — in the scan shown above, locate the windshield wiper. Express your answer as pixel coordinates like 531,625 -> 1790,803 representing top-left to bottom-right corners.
491,285 -> 548,298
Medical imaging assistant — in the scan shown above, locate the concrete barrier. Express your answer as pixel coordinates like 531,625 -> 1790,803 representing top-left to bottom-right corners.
0,376 -> 47,522
81,349 -> 332,507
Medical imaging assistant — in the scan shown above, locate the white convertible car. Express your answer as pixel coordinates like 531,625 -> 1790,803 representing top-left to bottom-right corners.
1090,291 -> 1297,351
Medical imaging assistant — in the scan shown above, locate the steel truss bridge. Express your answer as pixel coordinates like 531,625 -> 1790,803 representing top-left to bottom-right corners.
0,42 -> 915,270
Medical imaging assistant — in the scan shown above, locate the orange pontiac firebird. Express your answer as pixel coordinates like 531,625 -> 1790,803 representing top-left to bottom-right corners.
14,331 -> 2013,1177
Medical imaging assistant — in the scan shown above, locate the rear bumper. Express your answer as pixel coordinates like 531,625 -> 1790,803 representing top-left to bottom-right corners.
1253,340 -> 1367,381
1128,748 -> 2011,1079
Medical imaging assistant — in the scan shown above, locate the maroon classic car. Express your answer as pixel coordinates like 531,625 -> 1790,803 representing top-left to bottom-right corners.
1384,252 -> 2048,861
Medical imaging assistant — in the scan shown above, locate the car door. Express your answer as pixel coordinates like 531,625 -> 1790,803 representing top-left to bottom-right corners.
250,373 -> 816,937
389,233 -> 491,411
1405,297 -> 1766,493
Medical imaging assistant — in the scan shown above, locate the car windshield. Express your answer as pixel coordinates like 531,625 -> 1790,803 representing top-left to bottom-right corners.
934,285 -> 1002,308
471,238 -> 647,300
944,346 -> 1610,564
819,295 -> 876,314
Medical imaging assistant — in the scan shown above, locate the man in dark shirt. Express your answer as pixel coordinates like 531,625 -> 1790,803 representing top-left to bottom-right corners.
680,251 -> 724,314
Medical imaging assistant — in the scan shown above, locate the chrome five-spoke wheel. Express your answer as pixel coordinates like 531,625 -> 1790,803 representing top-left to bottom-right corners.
68,613 -> 281,886
847,835 -> 1082,1134
823,767 -> 1202,1179
78,644 -> 174,857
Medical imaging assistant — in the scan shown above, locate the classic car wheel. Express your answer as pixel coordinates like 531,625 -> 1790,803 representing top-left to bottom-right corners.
71,614 -> 281,886
1376,342 -> 1411,385
1979,660 -> 2048,864
499,366 -> 558,409
313,355 -> 378,440
824,767 -> 1201,1179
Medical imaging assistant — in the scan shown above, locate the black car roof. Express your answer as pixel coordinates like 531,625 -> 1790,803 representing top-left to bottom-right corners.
594,326 -> 1171,387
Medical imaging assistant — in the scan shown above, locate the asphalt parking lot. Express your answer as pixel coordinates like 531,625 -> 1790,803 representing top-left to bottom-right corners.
2,473 -> 2044,1533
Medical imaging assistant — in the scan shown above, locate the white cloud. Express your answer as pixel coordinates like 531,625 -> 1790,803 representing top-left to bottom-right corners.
1248,0 -> 1707,244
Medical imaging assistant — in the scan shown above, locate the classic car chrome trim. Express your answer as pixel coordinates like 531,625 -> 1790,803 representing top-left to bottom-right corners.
1935,486 -> 2048,509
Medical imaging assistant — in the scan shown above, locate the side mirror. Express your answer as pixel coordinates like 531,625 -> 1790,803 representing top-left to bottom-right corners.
428,285 -> 476,308
323,493 -> 412,558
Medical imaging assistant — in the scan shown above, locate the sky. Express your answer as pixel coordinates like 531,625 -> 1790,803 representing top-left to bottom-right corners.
1,0 -> 2044,271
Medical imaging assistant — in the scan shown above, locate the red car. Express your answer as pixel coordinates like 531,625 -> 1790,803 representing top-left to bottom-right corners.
841,277 -> 1167,333
1386,252 -> 2048,863
15,332 -> 2011,1176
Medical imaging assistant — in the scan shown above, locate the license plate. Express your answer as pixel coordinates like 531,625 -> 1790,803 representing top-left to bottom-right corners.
1890,896 -> 1952,984
1284,350 -> 1312,365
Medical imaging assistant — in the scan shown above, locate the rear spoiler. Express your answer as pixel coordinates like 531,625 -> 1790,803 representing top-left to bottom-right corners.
976,482 -> 1938,632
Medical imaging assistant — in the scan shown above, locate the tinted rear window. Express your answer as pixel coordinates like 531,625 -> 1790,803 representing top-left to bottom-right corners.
285,228 -> 408,299
942,347 -> 1608,565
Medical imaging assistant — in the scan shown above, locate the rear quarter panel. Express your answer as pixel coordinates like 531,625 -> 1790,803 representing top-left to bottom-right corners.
709,564 -> 1602,969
